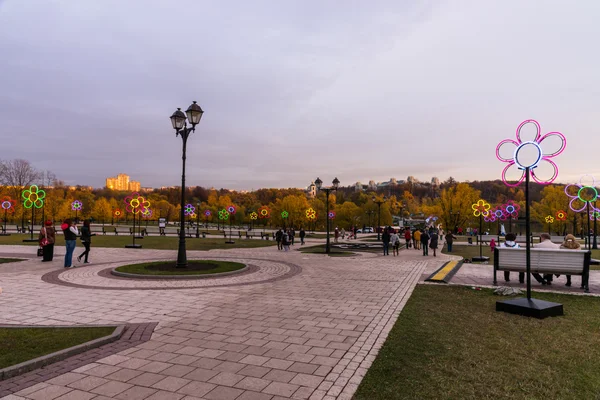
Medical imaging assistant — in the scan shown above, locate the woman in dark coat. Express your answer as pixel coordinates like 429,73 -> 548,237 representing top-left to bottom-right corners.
77,220 -> 94,263
39,220 -> 56,262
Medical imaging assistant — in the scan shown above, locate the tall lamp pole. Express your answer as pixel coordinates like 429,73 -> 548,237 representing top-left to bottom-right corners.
196,201 -> 200,238
367,210 -> 374,230
170,101 -> 204,268
315,177 -> 339,254
373,196 -> 387,241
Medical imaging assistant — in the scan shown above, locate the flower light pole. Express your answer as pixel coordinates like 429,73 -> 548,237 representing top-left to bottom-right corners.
184,204 -> 195,237
124,192 -> 150,248
219,209 -> 231,243
22,185 -> 46,242
170,101 -> 204,267
496,119 -> 566,317
204,210 -> 212,229
590,208 -> 600,250
315,177 -> 340,254
472,199 -> 491,261
195,202 -> 201,238
281,210 -> 289,229
71,200 -> 82,223
1,197 -> 15,236
503,200 -> 520,234
545,215 -> 554,235
566,175 -> 598,250
306,208 -> 317,232
250,211 -> 258,231
258,206 -> 270,234
227,205 -> 237,243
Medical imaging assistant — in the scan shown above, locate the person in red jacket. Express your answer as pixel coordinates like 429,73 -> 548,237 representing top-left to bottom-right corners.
404,228 -> 412,249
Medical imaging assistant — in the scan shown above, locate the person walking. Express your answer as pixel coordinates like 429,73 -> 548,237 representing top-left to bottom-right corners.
420,229 -> 430,256
39,220 -> 56,262
414,229 -> 421,250
61,218 -> 78,268
275,228 -> 283,250
77,220 -> 95,264
445,231 -> 457,253
334,227 -> 340,243
430,230 -> 439,257
382,227 -> 391,256
290,228 -> 295,245
299,227 -> 306,245
341,228 -> 346,240
404,228 -> 412,249
390,229 -> 400,256
282,229 -> 291,251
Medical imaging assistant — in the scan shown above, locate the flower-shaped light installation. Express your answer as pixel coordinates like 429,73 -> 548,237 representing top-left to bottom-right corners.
71,200 -> 82,211
328,211 -> 336,219
545,215 -> 554,224
590,210 -> 600,221
124,192 -> 150,214
250,212 -> 258,220
496,119 -> 566,187
472,200 -> 491,217
484,213 -> 497,223
281,211 -> 289,219
204,210 -> 212,217
565,175 -> 598,213
114,209 -> 122,217
227,205 -> 237,215
258,206 -> 270,219
184,204 -> 196,216
425,215 -> 438,224
22,185 -> 46,209
218,209 -> 229,220
305,208 -> 316,220
142,208 -> 153,219
492,206 -> 507,221
503,200 -> 521,218
556,210 -> 567,221
1,197 -> 15,213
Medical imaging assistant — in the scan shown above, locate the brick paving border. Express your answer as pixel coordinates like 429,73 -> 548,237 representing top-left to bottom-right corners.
40,257 -> 302,290
0,322 -> 158,397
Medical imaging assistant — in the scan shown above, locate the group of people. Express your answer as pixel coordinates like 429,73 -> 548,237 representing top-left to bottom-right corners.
38,219 -> 95,268
500,232 -> 581,286
275,227 -> 307,251
381,227 -> 442,257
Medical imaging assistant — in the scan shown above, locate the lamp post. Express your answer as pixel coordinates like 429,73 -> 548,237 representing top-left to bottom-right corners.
373,196 -> 387,241
170,101 -> 204,268
196,202 -> 201,238
367,210 -> 374,230
315,177 -> 339,254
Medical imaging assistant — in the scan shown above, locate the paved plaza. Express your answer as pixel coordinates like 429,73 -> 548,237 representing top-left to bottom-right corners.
0,244 -> 443,400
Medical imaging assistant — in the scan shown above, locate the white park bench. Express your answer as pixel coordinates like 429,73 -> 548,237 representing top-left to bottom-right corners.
493,247 -> 591,293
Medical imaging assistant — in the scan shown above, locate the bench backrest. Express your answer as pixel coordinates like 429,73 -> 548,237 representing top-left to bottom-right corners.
495,247 -> 589,274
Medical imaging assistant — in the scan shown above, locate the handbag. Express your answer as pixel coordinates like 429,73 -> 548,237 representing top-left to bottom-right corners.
40,227 -> 49,246
37,247 -> 43,257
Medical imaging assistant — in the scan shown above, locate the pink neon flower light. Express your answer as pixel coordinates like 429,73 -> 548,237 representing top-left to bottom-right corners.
496,119 -> 566,187
492,206 -> 508,221
503,200 -> 520,218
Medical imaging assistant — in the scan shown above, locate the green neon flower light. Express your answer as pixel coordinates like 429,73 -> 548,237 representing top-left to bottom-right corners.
22,185 -> 46,209
281,211 -> 289,219
219,209 -> 230,220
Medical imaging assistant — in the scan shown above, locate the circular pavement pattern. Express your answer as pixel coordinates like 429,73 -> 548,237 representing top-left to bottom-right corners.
41,257 -> 302,290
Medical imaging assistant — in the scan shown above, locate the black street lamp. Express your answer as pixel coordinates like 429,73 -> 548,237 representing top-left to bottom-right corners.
373,196 -> 387,241
367,210 -> 375,230
315,177 -> 339,254
170,101 -> 204,268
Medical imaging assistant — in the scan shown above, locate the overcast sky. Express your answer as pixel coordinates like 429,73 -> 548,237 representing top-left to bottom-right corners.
1,0 -> 599,190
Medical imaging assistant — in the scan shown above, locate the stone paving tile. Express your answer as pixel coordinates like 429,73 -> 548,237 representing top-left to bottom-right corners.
0,245 -> 431,399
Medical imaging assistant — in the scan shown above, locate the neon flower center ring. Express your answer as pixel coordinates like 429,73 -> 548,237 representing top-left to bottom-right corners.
1,201 -> 11,210
514,141 -> 542,169
578,186 -> 598,203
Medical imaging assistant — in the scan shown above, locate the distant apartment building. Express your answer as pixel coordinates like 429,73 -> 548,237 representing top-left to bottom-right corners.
105,173 -> 141,191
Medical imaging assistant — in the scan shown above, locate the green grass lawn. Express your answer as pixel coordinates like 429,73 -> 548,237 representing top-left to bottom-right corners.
0,258 -> 24,264
0,234 -> 277,250
0,326 -> 116,369
115,260 -> 246,275
354,285 -> 600,400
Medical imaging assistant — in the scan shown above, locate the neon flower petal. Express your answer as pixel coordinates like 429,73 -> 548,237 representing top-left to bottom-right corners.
250,212 -> 258,220
516,119 -> 541,143
496,139 -> 519,163
305,208 -> 317,220
281,211 -> 289,219
501,162 -> 526,187
545,215 -> 554,223
328,211 -> 336,219
556,210 -> 567,221
531,158 -> 559,185
537,132 -> 567,157
204,210 -> 212,217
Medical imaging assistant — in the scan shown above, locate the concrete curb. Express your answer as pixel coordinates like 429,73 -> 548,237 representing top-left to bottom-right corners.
110,264 -> 249,279
0,324 -> 124,381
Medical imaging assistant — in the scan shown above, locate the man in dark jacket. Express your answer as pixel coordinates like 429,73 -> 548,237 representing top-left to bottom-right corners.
445,232 -> 457,252
382,227 -> 391,256
275,228 -> 283,250
420,229 -> 430,256
299,228 -> 306,245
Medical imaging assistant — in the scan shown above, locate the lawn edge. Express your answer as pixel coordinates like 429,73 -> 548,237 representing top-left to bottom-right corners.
0,324 -> 124,380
